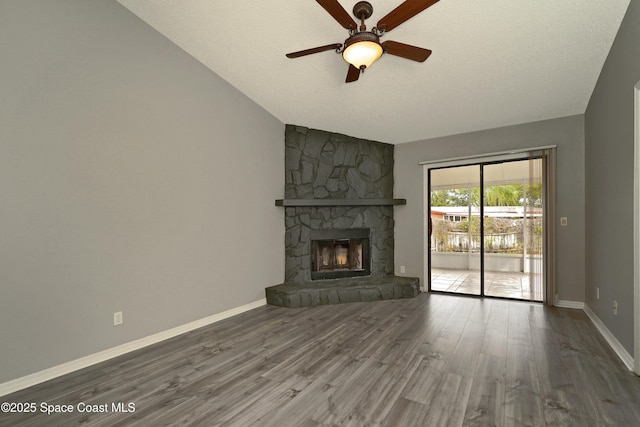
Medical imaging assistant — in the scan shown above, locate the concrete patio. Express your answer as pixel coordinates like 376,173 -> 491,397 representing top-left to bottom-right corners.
430,268 -> 543,301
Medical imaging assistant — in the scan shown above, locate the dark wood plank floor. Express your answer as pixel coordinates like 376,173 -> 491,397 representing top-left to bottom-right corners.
2,293 -> 640,426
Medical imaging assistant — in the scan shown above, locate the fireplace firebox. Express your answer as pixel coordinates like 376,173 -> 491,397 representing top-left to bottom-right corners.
310,228 -> 371,280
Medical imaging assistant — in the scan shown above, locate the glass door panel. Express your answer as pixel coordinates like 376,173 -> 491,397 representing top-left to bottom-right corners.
429,165 -> 481,296
483,159 -> 543,301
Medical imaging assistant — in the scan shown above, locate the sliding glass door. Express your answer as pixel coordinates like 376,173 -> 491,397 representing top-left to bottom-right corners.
428,156 -> 547,302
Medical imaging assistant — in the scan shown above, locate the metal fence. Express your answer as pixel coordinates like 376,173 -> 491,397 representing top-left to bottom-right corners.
431,219 -> 542,254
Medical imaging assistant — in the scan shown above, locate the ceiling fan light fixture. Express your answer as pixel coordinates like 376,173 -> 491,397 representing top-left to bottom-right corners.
342,33 -> 383,69
285,0 -> 438,82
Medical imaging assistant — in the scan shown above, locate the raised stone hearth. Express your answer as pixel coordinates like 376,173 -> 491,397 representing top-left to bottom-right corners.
267,125 -> 419,307
266,276 -> 419,308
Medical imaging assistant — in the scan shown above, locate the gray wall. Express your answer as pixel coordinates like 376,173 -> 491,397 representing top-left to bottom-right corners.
0,0 -> 284,383
584,1 -> 640,354
394,115 -> 585,302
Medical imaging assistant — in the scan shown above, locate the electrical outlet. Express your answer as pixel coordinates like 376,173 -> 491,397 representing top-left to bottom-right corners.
613,301 -> 618,316
596,287 -> 599,299
113,311 -> 123,326
400,265 -> 406,274
560,217 -> 568,226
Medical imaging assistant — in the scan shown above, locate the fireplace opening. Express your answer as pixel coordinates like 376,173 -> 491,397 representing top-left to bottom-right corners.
310,228 -> 370,280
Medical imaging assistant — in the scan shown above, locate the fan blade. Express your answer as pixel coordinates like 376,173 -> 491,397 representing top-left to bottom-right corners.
316,0 -> 357,30
382,40 -> 432,62
346,64 -> 360,83
377,0 -> 439,32
286,43 -> 342,58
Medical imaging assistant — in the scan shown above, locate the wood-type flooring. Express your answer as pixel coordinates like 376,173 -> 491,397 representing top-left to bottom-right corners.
2,293 -> 640,426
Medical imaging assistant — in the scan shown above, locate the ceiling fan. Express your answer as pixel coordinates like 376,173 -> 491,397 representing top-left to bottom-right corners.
286,0 -> 439,83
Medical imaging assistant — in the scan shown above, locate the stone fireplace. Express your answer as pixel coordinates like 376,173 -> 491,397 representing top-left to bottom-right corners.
280,125 -> 395,283
266,125 -> 419,307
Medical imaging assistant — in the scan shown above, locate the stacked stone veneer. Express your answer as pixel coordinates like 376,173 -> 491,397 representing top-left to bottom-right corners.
284,125 -> 395,283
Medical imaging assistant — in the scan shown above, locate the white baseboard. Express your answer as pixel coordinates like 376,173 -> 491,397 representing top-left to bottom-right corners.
583,304 -> 634,371
0,298 -> 267,397
555,300 -> 585,309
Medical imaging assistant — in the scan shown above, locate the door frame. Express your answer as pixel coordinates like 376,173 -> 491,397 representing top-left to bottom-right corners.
422,147 -> 556,301
633,81 -> 640,374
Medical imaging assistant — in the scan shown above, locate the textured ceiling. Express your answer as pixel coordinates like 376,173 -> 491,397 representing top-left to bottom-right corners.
116,0 -> 630,144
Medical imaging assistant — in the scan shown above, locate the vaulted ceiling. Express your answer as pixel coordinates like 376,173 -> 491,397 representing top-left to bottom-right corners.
116,0 -> 630,144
